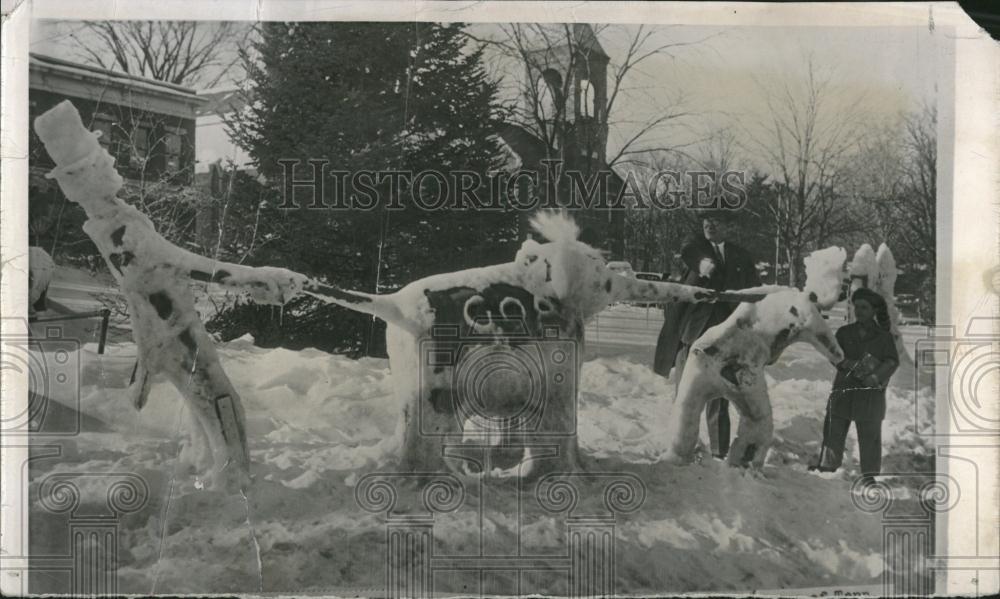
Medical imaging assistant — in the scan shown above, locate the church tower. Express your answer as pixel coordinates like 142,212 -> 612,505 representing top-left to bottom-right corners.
524,24 -> 610,168
506,24 -> 623,258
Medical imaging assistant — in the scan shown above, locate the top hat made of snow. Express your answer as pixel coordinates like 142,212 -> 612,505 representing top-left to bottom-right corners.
34,100 -> 102,167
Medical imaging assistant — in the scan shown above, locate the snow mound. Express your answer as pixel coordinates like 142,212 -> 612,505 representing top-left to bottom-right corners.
28,326 -> 934,594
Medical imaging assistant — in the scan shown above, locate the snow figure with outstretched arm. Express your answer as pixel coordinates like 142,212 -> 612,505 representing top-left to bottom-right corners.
34,100 -> 758,484
663,247 -> 848,470
300,212 -> 762,480
34,101 -> 309,490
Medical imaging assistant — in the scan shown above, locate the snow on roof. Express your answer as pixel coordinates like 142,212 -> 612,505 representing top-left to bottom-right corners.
29,53 -> 202,100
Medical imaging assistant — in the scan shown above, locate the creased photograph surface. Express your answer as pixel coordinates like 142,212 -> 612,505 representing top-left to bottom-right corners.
1,2 -> 997,597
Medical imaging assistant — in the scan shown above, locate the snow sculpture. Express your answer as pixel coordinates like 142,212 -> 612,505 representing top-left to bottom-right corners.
875,244 -> 914,367
302,212 -> 762,479
34,101 -> 310,490
664,246 -> 848,469
847,244 -> 878,322
34,100 -> 756,483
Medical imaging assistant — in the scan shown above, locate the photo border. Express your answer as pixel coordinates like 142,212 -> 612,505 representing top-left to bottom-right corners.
2,2 -> 996,596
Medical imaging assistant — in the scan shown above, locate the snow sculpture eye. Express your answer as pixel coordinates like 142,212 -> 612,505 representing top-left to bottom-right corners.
499,296 -> 526,321
535,296 -> 555,315
463,295 -> 495,332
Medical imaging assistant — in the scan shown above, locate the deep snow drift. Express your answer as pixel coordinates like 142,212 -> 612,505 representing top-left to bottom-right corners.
28,312 -> 935,595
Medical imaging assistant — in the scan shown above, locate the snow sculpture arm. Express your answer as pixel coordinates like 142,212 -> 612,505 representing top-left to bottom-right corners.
35,102 -> 309,305
611,275 -> 718,305
33,100 -> 307,489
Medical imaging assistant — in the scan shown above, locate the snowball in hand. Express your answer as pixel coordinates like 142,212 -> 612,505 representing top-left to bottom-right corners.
699,257 -> 715,277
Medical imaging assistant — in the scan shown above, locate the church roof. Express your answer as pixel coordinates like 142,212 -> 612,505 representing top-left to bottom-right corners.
527,24 -> 609,61
571,24 -> 609,60
497,123 -> 547,168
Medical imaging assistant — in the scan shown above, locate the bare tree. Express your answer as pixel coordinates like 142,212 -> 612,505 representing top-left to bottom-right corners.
473,23 -> 709,171
847,118 -> 906,242
622,151 -> 701,274
691,126 -> 741,198
745,57 -> 868,285
897,104 -> 937,273
67,21 -> 247,87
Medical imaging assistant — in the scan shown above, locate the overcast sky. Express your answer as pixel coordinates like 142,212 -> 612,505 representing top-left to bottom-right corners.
32,19 -> 941,172
476,22 -> 940,172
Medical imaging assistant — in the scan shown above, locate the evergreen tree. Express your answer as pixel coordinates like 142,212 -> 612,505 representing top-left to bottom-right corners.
215,22 -> 516,356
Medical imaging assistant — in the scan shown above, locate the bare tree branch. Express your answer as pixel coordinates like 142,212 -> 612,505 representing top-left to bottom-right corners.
69,21 -> 245,87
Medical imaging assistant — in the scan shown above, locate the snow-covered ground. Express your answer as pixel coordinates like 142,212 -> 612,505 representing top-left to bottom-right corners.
25,297 -> 936,595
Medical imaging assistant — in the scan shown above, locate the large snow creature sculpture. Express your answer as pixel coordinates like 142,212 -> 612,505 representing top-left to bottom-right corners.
302,212 -> 762,480
34,101 -> 309,490
664,246 -> 848,469
34,100 -> 756,485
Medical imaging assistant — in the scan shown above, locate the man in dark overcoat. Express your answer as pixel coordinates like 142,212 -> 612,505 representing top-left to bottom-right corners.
653,211 -> 761,459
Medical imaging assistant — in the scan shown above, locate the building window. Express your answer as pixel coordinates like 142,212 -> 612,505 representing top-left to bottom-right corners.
164,129 -> 183,173
536,69 -> 563,121
129,125 -> 151,170
109,122 -> 128,166
92,115 -> 113,149
579,79 -> 594,118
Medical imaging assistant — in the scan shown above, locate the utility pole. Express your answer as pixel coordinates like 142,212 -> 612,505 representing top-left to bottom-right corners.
773,190 -> 782,284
